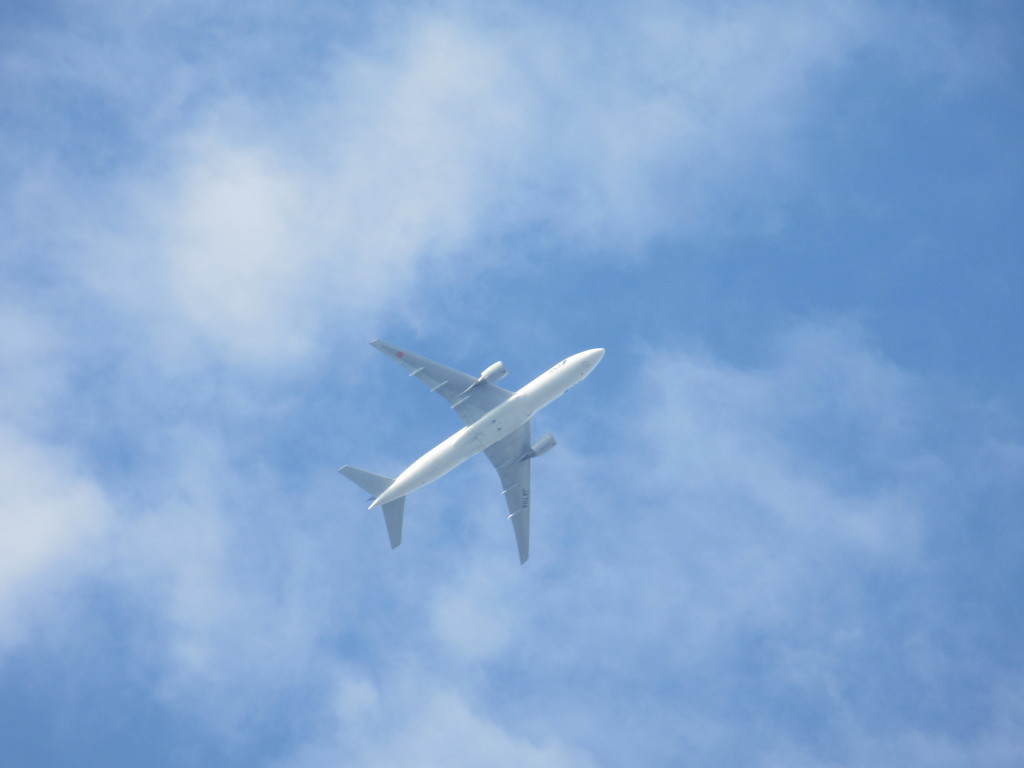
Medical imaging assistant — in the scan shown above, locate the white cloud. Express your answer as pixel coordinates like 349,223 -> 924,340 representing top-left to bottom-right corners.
0,427 -> 112,655
158,139 -> 315,360
328,321 -> 1018,765
0,312 -> 994,764
1,1 -> 1019,762
764,675 -> 1024,768
0,305 -> 69,432
107,426 -> 349,725
428,554 -> 523,661
5,0 -> 999,371
279,677 -> 596,768
12,0 -> 970,364
77,14 -> 539,363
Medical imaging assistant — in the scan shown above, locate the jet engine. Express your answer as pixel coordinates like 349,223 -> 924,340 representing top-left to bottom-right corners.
479,361 -> 508,384
456,361 -> 509,398
526,432 -> 557,459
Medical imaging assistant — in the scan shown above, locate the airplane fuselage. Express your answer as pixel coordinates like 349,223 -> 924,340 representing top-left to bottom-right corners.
370,348 -> 604,508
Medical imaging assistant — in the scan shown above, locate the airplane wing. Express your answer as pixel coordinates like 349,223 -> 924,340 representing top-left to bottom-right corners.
484,422 -> 532,564
371,339 -> 513,426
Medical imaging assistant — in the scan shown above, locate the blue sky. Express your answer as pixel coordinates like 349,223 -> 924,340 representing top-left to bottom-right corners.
2,1 -> 1023,765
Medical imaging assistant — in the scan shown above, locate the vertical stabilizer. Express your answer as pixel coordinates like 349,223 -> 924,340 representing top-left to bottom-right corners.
381,499 -> 404,549
338,465 -> 405,549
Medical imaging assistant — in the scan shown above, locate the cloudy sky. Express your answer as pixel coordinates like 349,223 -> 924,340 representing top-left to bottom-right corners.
2,1 -> 1023,765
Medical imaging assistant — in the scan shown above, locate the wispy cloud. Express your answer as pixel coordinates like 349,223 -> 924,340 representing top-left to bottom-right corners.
1,1 -> 1020,766
0,427 -> 112,655
258,322 -> 1023,766
6,0 -> 982,363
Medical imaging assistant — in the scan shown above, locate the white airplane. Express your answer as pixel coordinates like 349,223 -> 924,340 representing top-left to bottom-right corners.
339,340 -> 605,563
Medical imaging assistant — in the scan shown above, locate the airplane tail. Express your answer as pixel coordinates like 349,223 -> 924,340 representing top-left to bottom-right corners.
338,465 -> 404,549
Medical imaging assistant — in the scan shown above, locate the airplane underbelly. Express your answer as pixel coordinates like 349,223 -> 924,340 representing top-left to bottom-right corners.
401,437 -> 471,490
395,401 -> 529,496
472,410 -> 526,450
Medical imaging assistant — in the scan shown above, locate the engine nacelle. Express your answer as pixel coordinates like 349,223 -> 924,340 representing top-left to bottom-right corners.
527,433 -> 557,459
479,361 -> 508,384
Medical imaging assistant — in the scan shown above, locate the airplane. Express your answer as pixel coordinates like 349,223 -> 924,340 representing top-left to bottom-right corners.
339,340 -> 605,563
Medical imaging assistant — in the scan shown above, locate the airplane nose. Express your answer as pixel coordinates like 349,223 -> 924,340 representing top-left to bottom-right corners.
589,348 -> 605,365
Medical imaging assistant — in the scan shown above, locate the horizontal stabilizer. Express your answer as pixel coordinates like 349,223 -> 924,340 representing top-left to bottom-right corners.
338,465 -> 394,498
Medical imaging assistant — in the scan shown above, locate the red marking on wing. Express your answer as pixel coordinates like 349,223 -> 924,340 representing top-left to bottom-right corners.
396,351 -> 404,358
